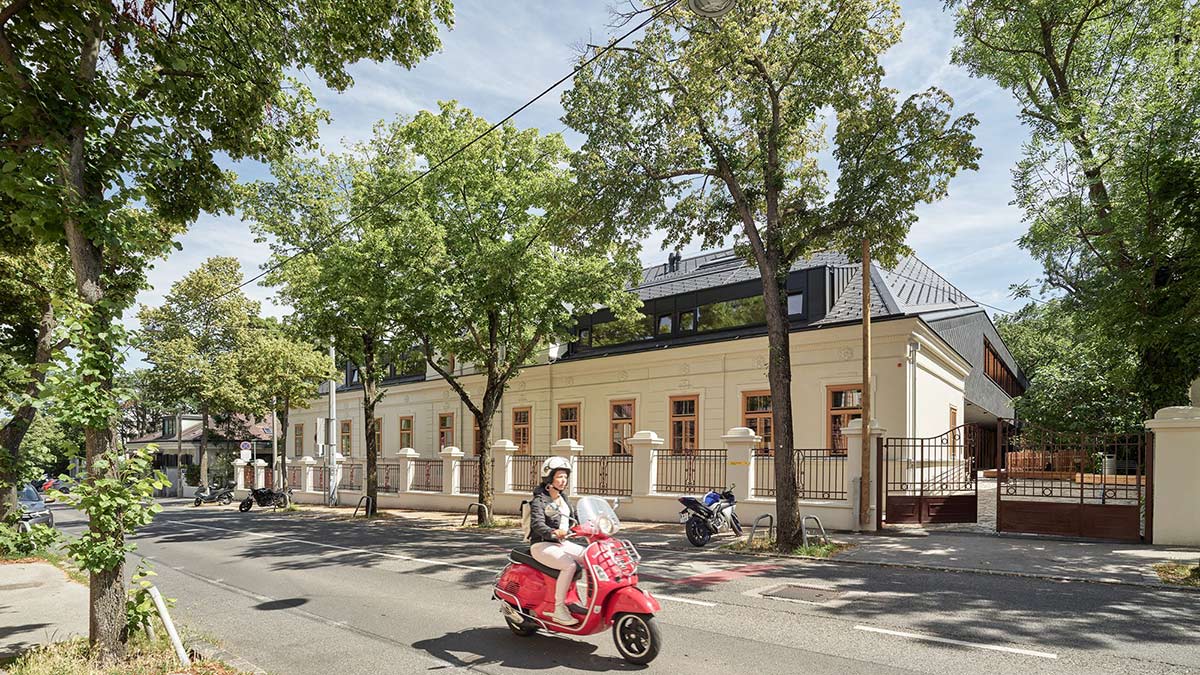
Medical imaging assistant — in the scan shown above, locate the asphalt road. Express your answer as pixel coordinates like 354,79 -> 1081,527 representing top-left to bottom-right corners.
55,501 -> 1200,675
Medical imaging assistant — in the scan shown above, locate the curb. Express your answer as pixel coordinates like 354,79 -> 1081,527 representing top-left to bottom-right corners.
190,638 -> 267,674
716,546 -> 1200,593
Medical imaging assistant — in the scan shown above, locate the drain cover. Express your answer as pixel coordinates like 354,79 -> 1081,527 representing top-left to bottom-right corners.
762,584 -> 844,603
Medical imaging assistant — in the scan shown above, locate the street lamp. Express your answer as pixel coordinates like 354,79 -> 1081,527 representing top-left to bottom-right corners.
686,0 -> 736,18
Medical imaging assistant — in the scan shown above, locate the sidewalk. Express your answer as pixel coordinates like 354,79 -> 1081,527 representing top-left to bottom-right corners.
834,529 -> 1200,588
0,562 -> 88,662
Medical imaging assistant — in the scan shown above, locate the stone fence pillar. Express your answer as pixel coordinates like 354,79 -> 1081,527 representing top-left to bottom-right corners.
492,439 -> 518,494
395,448 -> 418,493
551,438 -> 584,494
626,431 -> 664,497
722,427 -> 759,503
301,456 -> 316,493
842,418 -> 885,532
440,446 -> 463,494
253,459 -> 267,490
1145,406 -> 1200,545
232,459 -> 247,491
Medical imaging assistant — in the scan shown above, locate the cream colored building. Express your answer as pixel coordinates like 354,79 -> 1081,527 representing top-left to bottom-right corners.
286,250 -> 1024,464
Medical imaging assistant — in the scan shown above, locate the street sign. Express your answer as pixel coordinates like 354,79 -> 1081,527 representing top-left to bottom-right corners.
239,441 -> 252,451
239,449 -> 252,462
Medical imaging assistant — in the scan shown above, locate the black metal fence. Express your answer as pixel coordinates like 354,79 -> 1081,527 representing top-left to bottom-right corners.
575,455 -> 633,497
653,449 -> 727,494
458,457 -> 481,495
411,459 -> 442,492
753,449 -> 847,500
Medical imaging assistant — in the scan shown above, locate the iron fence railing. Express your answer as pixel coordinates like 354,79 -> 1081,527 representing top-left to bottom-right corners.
341,463 -> 363,491
575,455 -> 633,497
510,455 -> 552,493
458,457 -> 481,495
379,463 -> 402,493
653,449 -> 727,494
410,459 -> 442,492
753,449 -> 847,500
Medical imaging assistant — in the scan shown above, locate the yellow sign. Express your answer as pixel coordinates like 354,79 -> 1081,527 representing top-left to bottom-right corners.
727,461 -> 750,466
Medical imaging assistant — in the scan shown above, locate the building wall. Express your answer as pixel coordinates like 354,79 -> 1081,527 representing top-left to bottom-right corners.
289,318 -> 970,458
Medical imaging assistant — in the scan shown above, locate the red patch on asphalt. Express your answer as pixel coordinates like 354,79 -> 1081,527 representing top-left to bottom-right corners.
669,563 -> 782,587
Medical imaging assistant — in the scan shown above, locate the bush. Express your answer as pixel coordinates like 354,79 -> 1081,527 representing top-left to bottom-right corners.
184,464 -> 201,487
0,520 -> 60,558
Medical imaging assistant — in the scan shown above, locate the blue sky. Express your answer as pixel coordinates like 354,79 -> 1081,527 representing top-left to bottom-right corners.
131,1 -> 1042,341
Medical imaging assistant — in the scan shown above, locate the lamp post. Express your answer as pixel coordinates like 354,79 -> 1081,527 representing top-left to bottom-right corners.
686,0 -> 736,18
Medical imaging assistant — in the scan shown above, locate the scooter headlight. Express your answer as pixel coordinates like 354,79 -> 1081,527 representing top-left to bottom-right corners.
596,516 -> 615,535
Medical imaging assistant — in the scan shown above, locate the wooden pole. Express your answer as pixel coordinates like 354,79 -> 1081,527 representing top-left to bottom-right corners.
860,237 -> 872,529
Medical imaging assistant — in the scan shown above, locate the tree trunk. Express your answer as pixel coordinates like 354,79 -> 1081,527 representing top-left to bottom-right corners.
279,398 -> 290,492
199,405 -> 210,487
760,258 -> 802,550
361,336 -> 379,517
473,405 -> 495,525
0,295 -> 56,520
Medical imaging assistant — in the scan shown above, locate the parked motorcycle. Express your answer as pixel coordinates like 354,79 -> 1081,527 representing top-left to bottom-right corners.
238,487 -> 292,512
193,481 -> 235,507
494,496 -> 662,665
678,485 -> 741,547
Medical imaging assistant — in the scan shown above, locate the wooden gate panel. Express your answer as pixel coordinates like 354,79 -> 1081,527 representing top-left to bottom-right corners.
923,495 -> 977,523
885,496 -> 921,524
998,501 -> 1080,538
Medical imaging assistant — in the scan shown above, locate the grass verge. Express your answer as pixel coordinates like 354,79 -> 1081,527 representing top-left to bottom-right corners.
0,634 -> 243,674
721,537 -> 853,558
1153,562 -> 1200,587
460,517 -> 520,530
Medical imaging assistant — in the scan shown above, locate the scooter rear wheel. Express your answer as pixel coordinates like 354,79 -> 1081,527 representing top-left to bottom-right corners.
505,616 -> 538,637
613,613 -> 661,665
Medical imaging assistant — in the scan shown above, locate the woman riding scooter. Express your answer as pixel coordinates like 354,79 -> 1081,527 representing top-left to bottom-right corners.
528,456 -> 584,626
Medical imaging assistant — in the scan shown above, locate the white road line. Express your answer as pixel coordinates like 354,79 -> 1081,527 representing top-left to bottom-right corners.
160,519 -> 495,573
853,625 -> 1058,660
652,594 -> 717,607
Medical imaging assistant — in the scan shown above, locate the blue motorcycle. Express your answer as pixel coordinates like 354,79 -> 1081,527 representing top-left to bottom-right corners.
677,485 -> 741,547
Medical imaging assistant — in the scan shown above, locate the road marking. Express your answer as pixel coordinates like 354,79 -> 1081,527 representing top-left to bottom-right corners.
161,519 -> 495,573
652,594 -> 717,607
853,625 -> 1058,660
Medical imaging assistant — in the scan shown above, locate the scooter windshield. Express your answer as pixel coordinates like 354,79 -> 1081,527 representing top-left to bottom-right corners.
574,496 -> 621,536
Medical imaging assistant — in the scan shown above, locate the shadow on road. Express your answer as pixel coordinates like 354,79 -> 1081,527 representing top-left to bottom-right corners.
412,626 -> 644,672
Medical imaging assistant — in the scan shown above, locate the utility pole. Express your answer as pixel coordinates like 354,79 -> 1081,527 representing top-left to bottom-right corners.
176,410 -> 184,498
270,396 -> 278,491
327,341 -> 338,507
860,237 -> 872,529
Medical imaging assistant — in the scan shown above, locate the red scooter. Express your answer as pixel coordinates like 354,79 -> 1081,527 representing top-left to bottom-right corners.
494,496 -> 663,664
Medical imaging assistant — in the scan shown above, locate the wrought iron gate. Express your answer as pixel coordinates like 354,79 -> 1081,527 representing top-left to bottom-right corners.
879,425 -> 982,525
996,422 -> 1153,543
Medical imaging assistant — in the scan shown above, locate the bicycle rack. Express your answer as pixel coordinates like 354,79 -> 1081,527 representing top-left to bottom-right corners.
353,495 -> 375,518
746,513 -> 774,545
800,514 -> 829,548
462,502 -> 491,526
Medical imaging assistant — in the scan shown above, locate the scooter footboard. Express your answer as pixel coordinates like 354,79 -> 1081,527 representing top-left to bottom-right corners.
603,586 -> 661,616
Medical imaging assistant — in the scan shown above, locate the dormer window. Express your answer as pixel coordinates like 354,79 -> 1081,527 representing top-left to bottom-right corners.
162,418 -> 176,438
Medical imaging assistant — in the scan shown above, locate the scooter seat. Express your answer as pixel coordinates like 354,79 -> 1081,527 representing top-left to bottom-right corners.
509,546 -> 583,581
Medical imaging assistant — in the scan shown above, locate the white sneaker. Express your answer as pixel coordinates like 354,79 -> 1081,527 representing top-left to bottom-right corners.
551,605 -> 579,625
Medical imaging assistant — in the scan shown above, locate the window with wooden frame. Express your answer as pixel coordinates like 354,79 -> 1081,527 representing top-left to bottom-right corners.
669,395 -> 699,453
293,424 -> 304,457
370,417 -> 383,458
398,416 -> 413,450
742,391 -> 773,454
558,403 -> 580,443
827,384 -> 863,454
949,405 -> 958,431
340,420 -> 352,457
438,413 -> 454,449
512,407 -> 532,454
983,339 -> 1023,397
609,400 -> 635,455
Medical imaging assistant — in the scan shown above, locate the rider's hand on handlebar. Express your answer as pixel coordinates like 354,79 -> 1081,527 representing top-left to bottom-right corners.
554,529 -> 569,540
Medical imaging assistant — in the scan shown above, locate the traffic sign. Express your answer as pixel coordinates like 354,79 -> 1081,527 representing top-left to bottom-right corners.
239,441 -> 252,451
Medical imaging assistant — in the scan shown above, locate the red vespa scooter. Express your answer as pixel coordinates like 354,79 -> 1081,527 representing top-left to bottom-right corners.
494,496 -> 663,664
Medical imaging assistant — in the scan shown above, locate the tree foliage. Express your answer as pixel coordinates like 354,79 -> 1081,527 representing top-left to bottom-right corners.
950,0 -> 1200,416
561,0 -> 978,547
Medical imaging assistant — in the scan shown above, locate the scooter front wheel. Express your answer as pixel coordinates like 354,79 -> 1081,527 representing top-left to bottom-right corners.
613,613 -> 661,665
194,498 -> 202,507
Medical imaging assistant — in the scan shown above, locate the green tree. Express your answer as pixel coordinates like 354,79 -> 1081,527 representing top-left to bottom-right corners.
243,125 -> 431,516
240,325 -> 335,492
0,238 -> 70,517
0,0 -> 452,657
397,102 -> 642,523
137,257 -> 260,488
949,0 -> 1200,417
997,300 -> 1143,432
561,0 -> 978,547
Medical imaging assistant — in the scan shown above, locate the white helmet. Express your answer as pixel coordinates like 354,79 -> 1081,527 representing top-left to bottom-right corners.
541,456 -> 571,482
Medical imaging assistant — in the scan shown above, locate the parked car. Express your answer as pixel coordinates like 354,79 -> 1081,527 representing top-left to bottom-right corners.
18,483 -> 54,530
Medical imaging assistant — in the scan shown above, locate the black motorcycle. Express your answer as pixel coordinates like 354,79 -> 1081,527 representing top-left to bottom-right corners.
239,487 -> 292,512
193,481 -> 235,507
677,485 -> 741,547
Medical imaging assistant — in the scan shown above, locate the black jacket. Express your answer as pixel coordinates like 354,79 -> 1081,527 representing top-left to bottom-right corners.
528,485 -> 574,544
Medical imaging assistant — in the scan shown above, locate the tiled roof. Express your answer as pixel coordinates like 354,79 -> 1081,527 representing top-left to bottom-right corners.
128,414 -> 273,445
